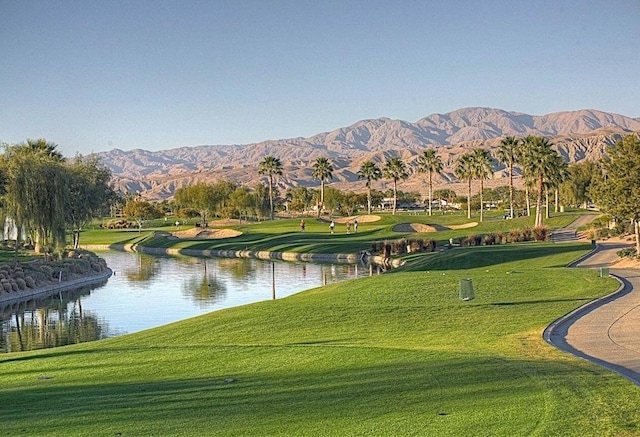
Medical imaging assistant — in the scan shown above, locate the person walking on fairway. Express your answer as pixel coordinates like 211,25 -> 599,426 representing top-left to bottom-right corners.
330,220 -> 335,234
353,219 -> 358,233
300,219 -> 305,231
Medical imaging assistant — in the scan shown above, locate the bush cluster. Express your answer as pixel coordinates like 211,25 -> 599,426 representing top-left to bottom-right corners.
617,248 -> 637,259
371,226 -> 551,256
102,219 -> 137,229
371,238 -> 437,256
460,226 -> 548,247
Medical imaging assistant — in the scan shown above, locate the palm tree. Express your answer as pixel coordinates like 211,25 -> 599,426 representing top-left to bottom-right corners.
546,153 -> 569,216
455,153 -> 474,219
520,136 -> 561,227
496,136 -> 520,219
26,138 -> 64,162
312,157 -> 333,216
382,156 -> 408,215
417,148 -> 444,216
470,148 -> 494,222
258,156 -> 283,220
357,160 -> 382,214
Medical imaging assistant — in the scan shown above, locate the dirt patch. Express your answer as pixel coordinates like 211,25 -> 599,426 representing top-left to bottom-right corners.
171,228 -> 242,240
611,259 -> 640,269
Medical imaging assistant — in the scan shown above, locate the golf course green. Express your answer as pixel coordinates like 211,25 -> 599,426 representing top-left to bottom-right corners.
1,211 -> 638,436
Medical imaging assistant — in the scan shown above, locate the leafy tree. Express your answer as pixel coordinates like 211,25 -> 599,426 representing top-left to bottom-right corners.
417,149 -> 443,216
123,200 -> 163,231
455,153 -> 474,219
174,182 -> 216,227
287,187 -> 314,213
323,186 -> 344,215
496,136 -> 520,219
382,156 -> 408,215
470,148 -> 494,222
211,180 -> 238,219
312,157 -> 334,216
228,186 -> 254,222
561,161 -> 600,208
250,183 -> 271,220
65,155 -> 114,248
2,141 -> 67,256
357,160 -> 382,214
433,188 -> 457,210
258,156 -> 283,220
592,134 -> 640,255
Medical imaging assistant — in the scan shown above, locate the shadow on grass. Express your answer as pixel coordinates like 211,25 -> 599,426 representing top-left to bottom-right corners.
397,243 -> 594,273
0,348 -> 622,435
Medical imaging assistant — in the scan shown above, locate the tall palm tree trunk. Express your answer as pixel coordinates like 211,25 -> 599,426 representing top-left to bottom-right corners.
467,178 -> 472,219
508,164 -> 514,219
367,184 -> 372,215
479,179 -> 484,222
535,176 -> 544,227
392,179 -> 398,215
545,189 -> 550,219
635,220 -> 640,257
268,175 -> 274,220
428,172 -> 433,216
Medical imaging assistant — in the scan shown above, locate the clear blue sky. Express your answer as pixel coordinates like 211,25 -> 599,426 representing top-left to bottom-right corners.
1,0 -> 638,157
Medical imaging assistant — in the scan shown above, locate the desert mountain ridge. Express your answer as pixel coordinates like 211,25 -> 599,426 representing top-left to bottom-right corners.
95,107 -> 640,200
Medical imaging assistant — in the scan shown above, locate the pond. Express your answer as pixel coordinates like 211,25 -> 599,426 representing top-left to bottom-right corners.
0,251 -> 378,353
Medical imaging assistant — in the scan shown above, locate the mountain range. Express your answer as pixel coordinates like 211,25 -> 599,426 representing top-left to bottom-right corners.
95,107 -> 640,200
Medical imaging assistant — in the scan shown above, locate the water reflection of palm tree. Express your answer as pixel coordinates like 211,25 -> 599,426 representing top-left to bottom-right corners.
182,259 -> 227,305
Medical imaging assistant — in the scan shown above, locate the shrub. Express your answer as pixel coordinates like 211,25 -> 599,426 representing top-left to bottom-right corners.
427,239 -> 437,252
533,226 -> 549,242
617,248 -> 637,259
25,276 -> 36,288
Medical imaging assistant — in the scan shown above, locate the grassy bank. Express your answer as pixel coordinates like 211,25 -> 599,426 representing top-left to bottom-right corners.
1,241 -> 637,436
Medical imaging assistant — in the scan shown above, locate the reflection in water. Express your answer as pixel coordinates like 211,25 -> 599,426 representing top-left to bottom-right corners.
1,251 -> 378,353
181,259 -> 227,305
0,282 -> 115,353
124,253 -> 159,283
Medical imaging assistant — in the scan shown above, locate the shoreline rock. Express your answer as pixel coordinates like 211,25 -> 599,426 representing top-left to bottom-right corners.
0,268 -> 113,305
81,244 -> 405,267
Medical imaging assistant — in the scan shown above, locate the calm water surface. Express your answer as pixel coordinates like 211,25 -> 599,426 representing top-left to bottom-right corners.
0,251 -> 376,353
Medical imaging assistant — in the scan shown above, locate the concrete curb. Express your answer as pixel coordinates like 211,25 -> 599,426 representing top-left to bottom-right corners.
543,233 -> 640,385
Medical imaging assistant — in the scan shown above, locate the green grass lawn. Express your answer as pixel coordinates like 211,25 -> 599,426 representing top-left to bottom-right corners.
79,210 -> 587,255
1,241 -> 637,436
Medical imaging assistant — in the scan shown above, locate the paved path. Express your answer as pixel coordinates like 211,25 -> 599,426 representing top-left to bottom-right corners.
544,238 -> 640,385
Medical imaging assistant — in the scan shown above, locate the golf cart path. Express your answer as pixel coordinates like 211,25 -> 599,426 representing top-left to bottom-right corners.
545,230 -> 640,385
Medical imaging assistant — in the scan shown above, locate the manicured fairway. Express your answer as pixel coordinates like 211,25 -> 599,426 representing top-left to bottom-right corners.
1,242 -> 638,436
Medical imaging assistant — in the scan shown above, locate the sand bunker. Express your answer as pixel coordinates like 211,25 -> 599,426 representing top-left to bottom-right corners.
449,222 -> 478,230
171,228 -> 242,239
329,215 -> 381,224
392,222 -> 478,233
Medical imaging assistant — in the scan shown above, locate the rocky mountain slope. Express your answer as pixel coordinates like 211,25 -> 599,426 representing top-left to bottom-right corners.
95,107 -> 640,200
